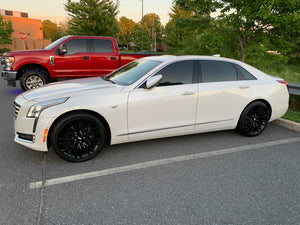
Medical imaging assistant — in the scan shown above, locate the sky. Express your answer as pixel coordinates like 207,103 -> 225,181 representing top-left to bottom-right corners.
0,0 -> 173,24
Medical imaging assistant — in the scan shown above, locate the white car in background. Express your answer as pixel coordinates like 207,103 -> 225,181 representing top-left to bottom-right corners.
13,55 -> 289,162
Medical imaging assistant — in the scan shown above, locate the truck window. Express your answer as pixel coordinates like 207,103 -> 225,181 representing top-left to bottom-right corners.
92,39 -> 114,53
64,39 -> 88,55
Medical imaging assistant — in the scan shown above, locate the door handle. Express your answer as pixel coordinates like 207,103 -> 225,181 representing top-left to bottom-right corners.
83,56 -> 90,60
182,91 -> 196,96
239,85 -> 249,89
110,57 -> 117,60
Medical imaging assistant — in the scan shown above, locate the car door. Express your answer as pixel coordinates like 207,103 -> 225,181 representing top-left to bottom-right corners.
127,60 -> 198,141
89,39 -> 120,76
195,60 -> 256,131
54,38 -> 93,77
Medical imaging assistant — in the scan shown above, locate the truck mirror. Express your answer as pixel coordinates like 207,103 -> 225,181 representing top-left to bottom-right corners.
58,44 -> 67,55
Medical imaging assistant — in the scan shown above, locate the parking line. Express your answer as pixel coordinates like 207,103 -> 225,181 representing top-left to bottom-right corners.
29,137 -> 300,189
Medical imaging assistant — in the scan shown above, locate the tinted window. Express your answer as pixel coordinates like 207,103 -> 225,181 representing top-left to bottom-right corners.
107,59 -> 162,86
155,61 -> 194,86
235,64 -> 257,80
93,39 -> 114,53
201,60 -> 237,82
65,39 -> 87,55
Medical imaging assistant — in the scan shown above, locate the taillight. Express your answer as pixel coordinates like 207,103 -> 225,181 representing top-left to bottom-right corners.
277,80 -> 289,91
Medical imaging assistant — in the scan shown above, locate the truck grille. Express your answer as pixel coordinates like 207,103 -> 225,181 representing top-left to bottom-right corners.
14,102 -> 20,117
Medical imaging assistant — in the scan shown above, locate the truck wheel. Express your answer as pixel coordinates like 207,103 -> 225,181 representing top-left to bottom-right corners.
20,70 -> 48,91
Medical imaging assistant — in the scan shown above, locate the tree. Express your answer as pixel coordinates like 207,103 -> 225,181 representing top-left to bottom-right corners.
132,25 -> 151,51
0,15 -> 14,50
65,0 -> 120,36
174,0 -> 300,62
42,20 -> 66,41
142,13 -> 163,50
117,16 -> 136,48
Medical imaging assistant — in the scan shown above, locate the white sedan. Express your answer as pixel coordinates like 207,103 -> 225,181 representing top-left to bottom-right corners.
13,55 -> 289,162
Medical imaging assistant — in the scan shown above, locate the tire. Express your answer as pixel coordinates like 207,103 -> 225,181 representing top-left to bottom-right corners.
51,113 -> 107,162
236,101 -> 270,137
20,70 -> 48,91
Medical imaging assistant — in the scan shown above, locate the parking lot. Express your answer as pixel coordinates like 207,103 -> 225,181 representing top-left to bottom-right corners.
0,78 -> 299,224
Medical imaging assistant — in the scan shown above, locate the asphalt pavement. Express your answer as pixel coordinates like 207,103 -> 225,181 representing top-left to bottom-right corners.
0,78 -> 299,225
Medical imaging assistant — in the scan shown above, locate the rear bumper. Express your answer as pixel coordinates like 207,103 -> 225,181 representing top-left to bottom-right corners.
1,71 -> 17,86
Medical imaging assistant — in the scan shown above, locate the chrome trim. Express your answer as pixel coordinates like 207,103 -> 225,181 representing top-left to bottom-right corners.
118,124 -> 194,136
14,102 -> 20,118
118,119 -> 234,136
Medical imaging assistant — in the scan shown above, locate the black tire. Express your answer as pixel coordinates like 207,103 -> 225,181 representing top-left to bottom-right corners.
51,113 -> 107,162
236,101 -> 270,137
20,70 -> 48,91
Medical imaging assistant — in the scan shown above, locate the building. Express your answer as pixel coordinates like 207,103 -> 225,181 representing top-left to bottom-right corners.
1,9 -> 51,50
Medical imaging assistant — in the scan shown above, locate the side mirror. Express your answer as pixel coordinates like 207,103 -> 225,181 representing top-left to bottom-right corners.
146,74 -> 162,89
58,44 -> 67,55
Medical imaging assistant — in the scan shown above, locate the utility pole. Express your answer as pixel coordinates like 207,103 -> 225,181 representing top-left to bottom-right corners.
141,0 -> 144,53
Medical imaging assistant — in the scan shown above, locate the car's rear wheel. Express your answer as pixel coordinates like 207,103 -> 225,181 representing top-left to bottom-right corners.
51,113 -> 106,162
236,101 -> 270,137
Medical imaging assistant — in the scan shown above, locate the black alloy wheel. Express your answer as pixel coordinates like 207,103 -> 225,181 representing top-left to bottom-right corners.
51,113 -> 107,162
236,101 -> 270,137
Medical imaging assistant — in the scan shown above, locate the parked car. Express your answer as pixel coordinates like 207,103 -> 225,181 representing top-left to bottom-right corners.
13,55 -> 289,162
1,35 -> 154,91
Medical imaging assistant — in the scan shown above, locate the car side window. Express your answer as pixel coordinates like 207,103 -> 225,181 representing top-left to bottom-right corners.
235,64 -> 257,80
201,60 -> 237,82
155,60 -> 194,86
64,39 -> 88,55
92,39 -> 114,53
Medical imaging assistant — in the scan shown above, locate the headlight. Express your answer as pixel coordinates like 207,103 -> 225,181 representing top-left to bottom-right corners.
27,97 -> 69,118
2,57 -> 15,70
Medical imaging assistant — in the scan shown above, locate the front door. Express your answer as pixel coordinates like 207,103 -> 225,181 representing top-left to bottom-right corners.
127,60 -> 198,141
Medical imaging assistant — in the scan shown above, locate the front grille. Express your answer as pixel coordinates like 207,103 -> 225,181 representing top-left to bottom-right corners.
14,102 -> 20,117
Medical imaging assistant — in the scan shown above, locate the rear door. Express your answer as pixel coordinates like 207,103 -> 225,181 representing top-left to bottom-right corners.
54,38 -> 92,77
195,60 -> 256,131
89,38 -> 120,76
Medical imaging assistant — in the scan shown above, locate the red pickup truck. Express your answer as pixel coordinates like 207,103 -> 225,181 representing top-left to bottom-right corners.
1,36 -> 154,91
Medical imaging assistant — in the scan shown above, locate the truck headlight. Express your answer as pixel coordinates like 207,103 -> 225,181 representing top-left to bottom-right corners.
2,57 -> 15,70
27,97 -> 69,118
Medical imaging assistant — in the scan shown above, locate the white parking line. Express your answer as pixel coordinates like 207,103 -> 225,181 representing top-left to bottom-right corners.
29,137 -> 300,189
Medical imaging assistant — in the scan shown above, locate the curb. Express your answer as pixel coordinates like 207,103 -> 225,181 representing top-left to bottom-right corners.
272,118 -> 300,133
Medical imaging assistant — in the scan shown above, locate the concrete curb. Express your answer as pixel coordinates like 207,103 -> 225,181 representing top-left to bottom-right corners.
272,118 -> 300,133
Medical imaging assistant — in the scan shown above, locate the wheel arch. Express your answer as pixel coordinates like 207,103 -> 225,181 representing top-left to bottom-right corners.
237,99 -> 272,126
17,63 -> 50,80
47,109 -> 112,149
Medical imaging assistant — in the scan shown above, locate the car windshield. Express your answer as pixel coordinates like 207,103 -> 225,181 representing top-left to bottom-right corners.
44,36 -> 70,50
104,58 -> 162,86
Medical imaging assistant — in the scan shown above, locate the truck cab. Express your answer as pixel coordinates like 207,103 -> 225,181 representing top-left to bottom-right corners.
1,35 -> 151,91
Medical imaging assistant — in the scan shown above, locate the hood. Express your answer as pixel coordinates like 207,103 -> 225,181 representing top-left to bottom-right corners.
4,49 -> 49,56
20,77 -> 122,102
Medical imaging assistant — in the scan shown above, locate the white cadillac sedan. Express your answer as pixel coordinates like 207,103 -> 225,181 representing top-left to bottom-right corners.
13,55 -> 289,162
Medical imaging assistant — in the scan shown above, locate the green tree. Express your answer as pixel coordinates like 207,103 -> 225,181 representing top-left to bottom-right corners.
42,20 -> 65,41
117,16 -> 136,48
65,0 -> 120,36
0,15 -> 14,50
132,25 -> 151,51
174,0 -> 300,62
142,13 -> 164,50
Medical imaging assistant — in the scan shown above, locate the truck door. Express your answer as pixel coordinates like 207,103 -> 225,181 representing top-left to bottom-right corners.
54,38 -> 93,77
89,39 -> 120,76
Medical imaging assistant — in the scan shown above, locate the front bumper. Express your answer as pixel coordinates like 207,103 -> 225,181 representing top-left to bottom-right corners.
1,70 -> 17,86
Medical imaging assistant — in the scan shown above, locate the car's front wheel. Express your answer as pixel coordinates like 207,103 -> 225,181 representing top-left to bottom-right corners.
51,113 -> 107,162
20,70 -> 48,91
236,101 -> 270,137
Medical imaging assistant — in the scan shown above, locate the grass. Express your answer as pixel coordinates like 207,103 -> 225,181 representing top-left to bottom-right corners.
282,110 -> 300,123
